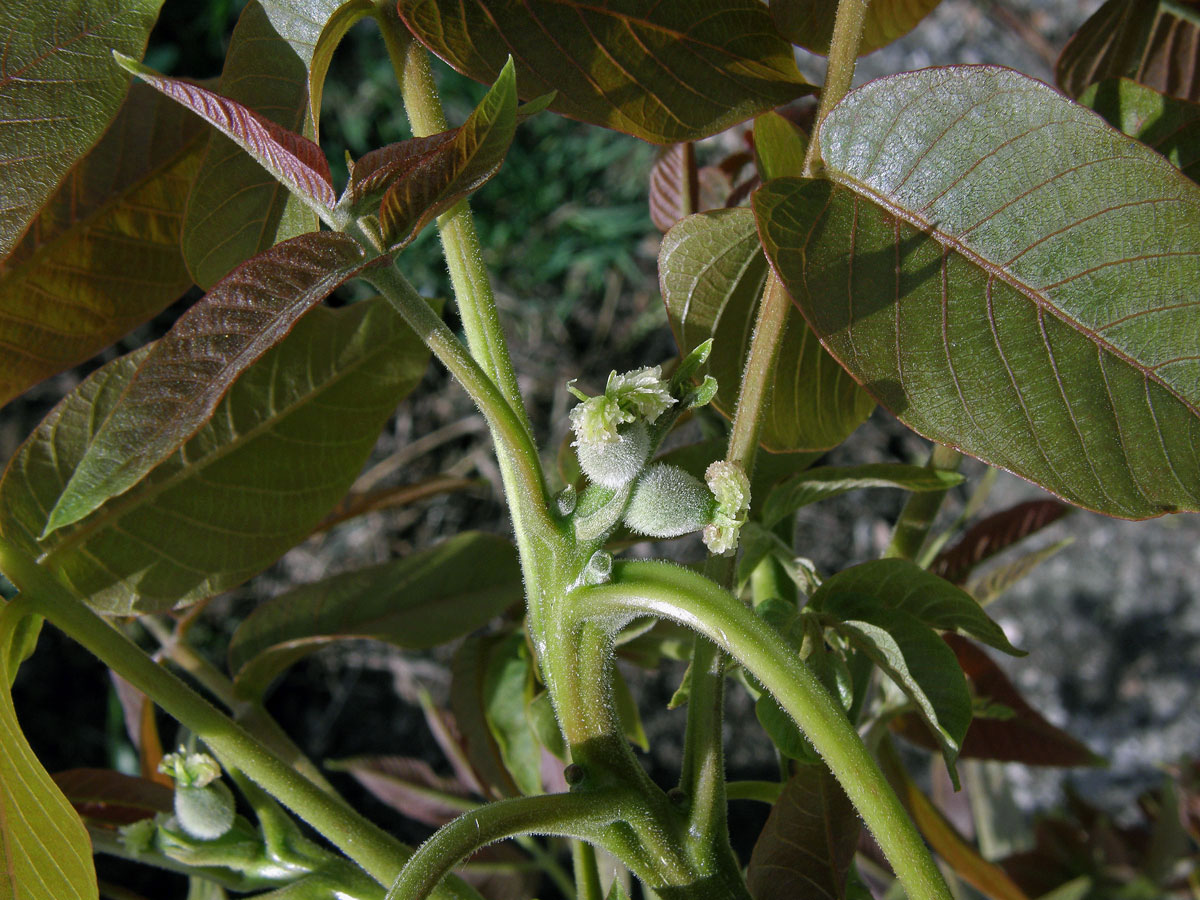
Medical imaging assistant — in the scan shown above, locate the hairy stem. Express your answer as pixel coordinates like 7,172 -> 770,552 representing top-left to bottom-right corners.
804,0 -> 871,175
573,840 -> 604,900
568,560 -> 953,900
0,540 -> 481,900
884,443 -> 964,561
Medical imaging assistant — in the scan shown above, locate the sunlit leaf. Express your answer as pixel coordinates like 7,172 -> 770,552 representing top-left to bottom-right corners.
375,59 -> 517,249
309,0 -> 375,127
481,631 -> 542,796
762,464 -> 965,527
756,66 -> 1200,519
753,111 -> 807,180
660,209 -> 873,451
891,635 -> 1102,768
114,54 -> 336,214
771,0 -> 944,55
52,768 -> 174,827
0,600 -> 97,899
745,762 -> 860,900
0,299 -> 428,614
399,0 -> 813,144
0,83 -> 205,407
966,538 -> 1074,607
183,0 -> 343,288
1057,0 -> 1200,102
1080,77 -> 1200,184
228,532 -> 522,696
649,144 -> 698,233
324,756 -> 473,827
43,232 -> 370,535
930,499 -> 1071,585
0,0 -> 164,257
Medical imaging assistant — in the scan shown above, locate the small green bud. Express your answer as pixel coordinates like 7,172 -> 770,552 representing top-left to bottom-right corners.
623,464 -> 716,538
159,749 -> 221,788
119,817 -> 158,854
555,484 -> 577,516
174,780 -> 235,841
582,550 -> 613,585
576,420 -> 650,489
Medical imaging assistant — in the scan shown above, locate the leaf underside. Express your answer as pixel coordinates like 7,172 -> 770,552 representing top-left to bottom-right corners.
757,66 -> 1200,519
771,0 -> 944,56
0,299 -> 429,614
929,499 -> 1071,585
649,144 -> 699,233
398,0 -> 814,144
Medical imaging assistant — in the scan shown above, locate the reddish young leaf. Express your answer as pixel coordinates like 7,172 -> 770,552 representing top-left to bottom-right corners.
51,768 -> 173,828
892,634 -> 1102,768
114,54 -> 336,214
325,755 -> 473,827
649,144 -> 698,233
108,671 -> 168,784
43,231 -> 370,535
746,763 -> 860,900
930,500 -> 1072,585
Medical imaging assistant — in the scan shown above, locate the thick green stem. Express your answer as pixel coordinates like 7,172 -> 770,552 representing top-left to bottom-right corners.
804,0 -> 871,176
567,560 -> 952,900
884,443 -> 963,561
0,540 -> 481,900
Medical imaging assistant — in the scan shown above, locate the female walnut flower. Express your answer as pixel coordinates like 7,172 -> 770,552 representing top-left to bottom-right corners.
569,366 -> 676,488
703,461 -> 751,555
159,749 -> 235,840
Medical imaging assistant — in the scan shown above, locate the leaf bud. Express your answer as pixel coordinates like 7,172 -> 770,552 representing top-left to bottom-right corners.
582,550 -> 613,585
575,420 -> 651,488
623,463 -> 716,538
555,484 -> 577,516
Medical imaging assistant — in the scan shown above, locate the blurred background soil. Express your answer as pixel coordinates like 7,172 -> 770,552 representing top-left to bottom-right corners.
6,0 -> 1199,893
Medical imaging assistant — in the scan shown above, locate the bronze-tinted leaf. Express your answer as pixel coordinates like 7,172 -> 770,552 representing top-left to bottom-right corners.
52,768 -> 173,827
649,144 -> 698,233
324,756 -> 473,827
930,500 -> 1071,585
1057,0 -> 1200,102
892,634 -> 1103,768
399,0 -> 813,144
746,763 -> 860,900
0,82 -> 205,407
43,231 -> 369,535
771,0 -> 944,56
309,0 -> 375,126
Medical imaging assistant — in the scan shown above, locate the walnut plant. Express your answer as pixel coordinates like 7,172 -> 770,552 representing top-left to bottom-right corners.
1,1 -> 1199,898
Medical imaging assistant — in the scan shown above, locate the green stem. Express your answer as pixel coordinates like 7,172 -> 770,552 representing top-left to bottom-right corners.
385,791 -> 629,900
804,0 -> 871,176
883,443 -> 963,561
567,560 -> 953,900
573,840 -> 604,900
0,540 -> 481,900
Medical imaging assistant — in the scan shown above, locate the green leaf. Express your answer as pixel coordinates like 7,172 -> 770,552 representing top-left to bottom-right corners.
0,298 -> 428,614
228,532 -> 522,697
930,499 -> 1071,585
0,82 -> 205,408
753,111 -> 807,180
966,538 -> 1074,607
762,463 -> 965,527
481,632 -> 542,796
660,208 -> 873,452
832,613 -> 970,781
375,59 -> 517,249
771,0 -> 943,55
745,763 -> 861,900
399,0 -> 813,144
1057,0 -> 1200,102
809,559 -> 1021,656
43,232 -> 370,535
755,66 -> 1200,519
451,635 -> 522,798
1080,77 -> 1200,184
0,0 -> 164,258
113,54 -> 336,216
0,600 -> 98,899
612,666 -> 649,752
309,0 -> 375,127
183,0 -> 343,288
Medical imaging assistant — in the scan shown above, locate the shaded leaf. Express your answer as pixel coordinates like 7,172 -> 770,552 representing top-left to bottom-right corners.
183,0 -> 342,288
877,740 -> 1031,900
0,82 -> 205,407
746,763 -> 860,900
451,635 -> 522,798
459,844 -> 540,900
1081,77 -> 1200,184
0,600 -> 97,898
228,532 -> 522,696
966,538 -> 1073,607
753,111 -> 807,180
810,559 -> 1021,656
612,667 -> 648,752
763,464 -> 965,528
2,607 -> 40,689
309,0 -> 375,127
0,299 -> 428,614
44,231 -> 369,535
930,499 -> 1071,584
0,0 -> 164,257
1057,0 -> 1200,102
891,635 -> 1102,768
324,756 -> 473,827
649,144 -> 699,233
52,768 -> 174,827
114,54 -> 336,214
376,59 -> 517,249
399,0 -> 813,144
756,66 -> 1200,519
660,209 -> 873,452
771,0 -> 944,56
482,631 -> 542,796
108,671 -> 169,783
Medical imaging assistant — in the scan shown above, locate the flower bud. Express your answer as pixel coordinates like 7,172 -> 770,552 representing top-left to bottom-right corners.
623,464 -> 716,538
576,420 -> 650,489
174,780 -> 235,841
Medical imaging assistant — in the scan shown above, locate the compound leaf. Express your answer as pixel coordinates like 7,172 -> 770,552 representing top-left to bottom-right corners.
0,0 -> 164,257
0,298 -> 428,614
756,66 -> 1200,519
771,0 -> 943,56
398,0 -> 813,144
